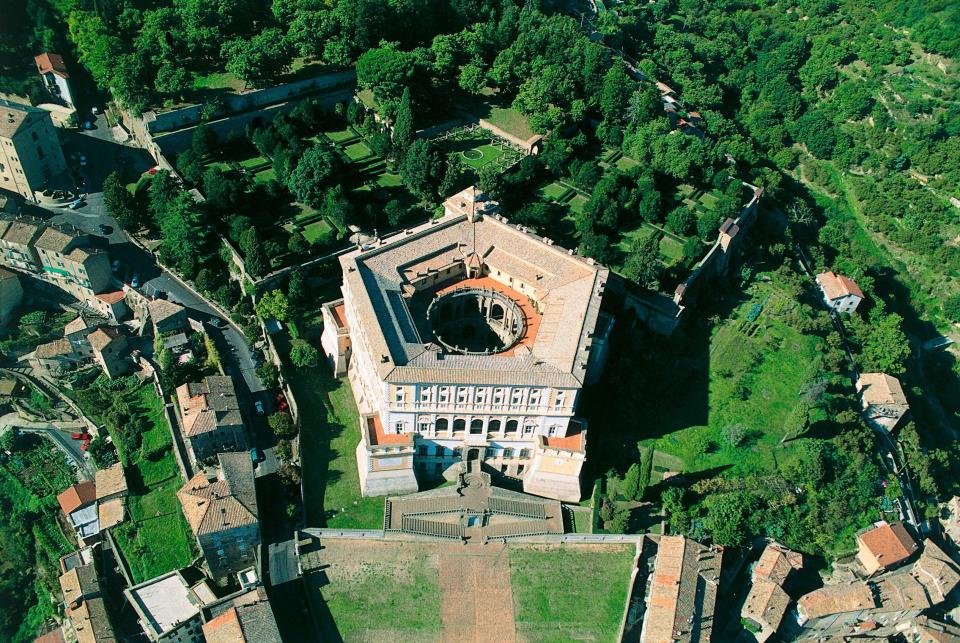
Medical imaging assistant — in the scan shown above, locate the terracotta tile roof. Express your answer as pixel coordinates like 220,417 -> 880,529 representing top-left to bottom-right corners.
57,481 -> 96,515
754,543 -> 803,584
97,497 -> 125,529
0,218 -> 41,245
0,100 -> 47,139
857,373 -> 908,407
0,266 -> 17,281
742,578 -> 791,633
176,376 -> 243,437
87,327 -> 122,352
96,290 -> 125,305
67,595 -> 116,643
148,298 -> 186,323
35,226 -> 78,254
858,521 -> 918,570
912,539 -> 960,601
797,583 -> 876,620
94,462 -> 127,499
35,53 -> 69,78
33,628 -> 66,643
331,303 -> 348,329
816,271 -> 864,301
64,316 -> 94,337
203,607 -> 245,643
543,424 -> 585,451
641,535 -> 721,642
365,413 -> 411,446
35,337 -> 76,359
178,454 -> 258,537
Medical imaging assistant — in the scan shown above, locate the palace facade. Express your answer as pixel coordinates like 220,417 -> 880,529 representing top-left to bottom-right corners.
320,187 -> 612,502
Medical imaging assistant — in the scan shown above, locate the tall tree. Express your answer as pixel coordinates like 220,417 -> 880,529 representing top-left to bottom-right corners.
102,171 -> 140,230
623,233 -> 663,291
286,143 -> 340,208
222,28 -> 294,88
392,87 -> 415,160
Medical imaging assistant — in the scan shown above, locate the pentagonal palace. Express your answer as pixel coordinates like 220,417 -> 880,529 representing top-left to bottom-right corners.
320,187 -> 613,502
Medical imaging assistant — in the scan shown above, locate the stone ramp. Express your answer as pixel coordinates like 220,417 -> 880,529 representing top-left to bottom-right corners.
438,544 -> 517,643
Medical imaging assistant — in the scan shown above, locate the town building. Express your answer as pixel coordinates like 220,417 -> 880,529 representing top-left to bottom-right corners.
201,588 -> 281,643
856,520 -> 918,575
0,376 -> 25,402
34,53 -> 75,107
178,453 -> 259,580
149,298 -> 189,334
793,539 -> 960,639
816,271 -> 864,314
95,462 -> 128,530
741,543 -> 804,642
0,99 -> 68,199
125,570 -> 205,643
56,480 -> 100,544
0,215 -> 126,320
856,373 -> 910,432
640,535 -> 722,643
87,326 -> 131,379
0,266 -> 22,325
29,336 -> 92,376
321,187 -> 611,501
64,315 -> 97,345
58,555 -> 117,643
174,376 -> 247,466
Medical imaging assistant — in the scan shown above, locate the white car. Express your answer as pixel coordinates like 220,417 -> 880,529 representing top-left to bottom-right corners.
254,401 -> 265,416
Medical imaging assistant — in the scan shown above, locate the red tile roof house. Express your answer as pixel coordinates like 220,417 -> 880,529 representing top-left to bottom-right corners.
856,520 -> 918,576
816,271 -> 864,314
56,481 -> 101,544
34,53 -> 75,107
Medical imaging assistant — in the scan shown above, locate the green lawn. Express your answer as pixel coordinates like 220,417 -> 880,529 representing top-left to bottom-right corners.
253,167 -> 277,183
343,141 -> 373,162
614,155 -> 641,171
192,71 -> 244,92
459,143 -> 508,170
376,172 -> 403,188
314,550 -> 441,639
205,160 -> 232,173
485,105 -> 536,141
77,381 -> 195,583
324,127 -> 360,144
238,155 -> 269,169
509,544 -> 634,642
659,235 -> 686,264
540,182 -> 569,200
289,363 -> 385,529
302,219 -> 335,245
568,194 -> 589,215
637,277 -> 823,477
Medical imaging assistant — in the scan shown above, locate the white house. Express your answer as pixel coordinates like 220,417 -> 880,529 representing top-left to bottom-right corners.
35,53 -> 75,107
816,271 -> 864,313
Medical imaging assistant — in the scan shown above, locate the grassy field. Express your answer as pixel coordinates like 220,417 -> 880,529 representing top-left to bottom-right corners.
459,143 -> 509,170
311,543 -> 441,640
540,182 -> 569,200
343,141 -> 373,162
509,544 -> 634,642
636,276 -> 822,477
253,167 -> 277,183
302,219 -> 335,245
238,155 -> 269,169
91,383 -> 195,583
376,172 -> 403,188
192,71 -> 244,92
324,126 -> 360,144
485,105 -> 536,141
290,363 -> 385,529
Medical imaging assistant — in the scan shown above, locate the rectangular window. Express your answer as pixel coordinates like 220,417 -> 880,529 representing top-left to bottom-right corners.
418,422 -> 430,434
456,388 -> 468,404
420,387 -> 431,402
438,387 -> 450,403
418,446 -> 427,456
511,389 -> 523,405
475,388 -> 487,405
395,389 -> 404,404
434,446 -> 445,457
517,464 -> 525,475
529,389 -> 541,405
555,391 -> 566,409
503,448 -> 514,459
548,426 -> 558,437
493,388 -> 505,405
395,422 -> 404,434
523,424 -> 534,436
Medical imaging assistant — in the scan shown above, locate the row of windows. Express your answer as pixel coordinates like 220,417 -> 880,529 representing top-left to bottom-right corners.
399,385 -> 566,408
416,445 -> 531,459
420,462 -> 526,476
406,418 -> 562,436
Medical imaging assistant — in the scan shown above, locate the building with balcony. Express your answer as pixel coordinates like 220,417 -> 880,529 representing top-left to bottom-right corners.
322,187 -> 612,502
175,376 -> 247,466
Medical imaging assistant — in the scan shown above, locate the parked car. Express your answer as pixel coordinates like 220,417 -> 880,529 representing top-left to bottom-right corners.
254,400 -> 265,416
98,224 -> 113,235
67,198 -> 85,210
251,447 -> 263,464
83,121 -> 95,130
207,317 -> 225,329
78,154 -> 87,166
130,273 -> 140,288
70,432 -> 86,440
111,259 -> 120,272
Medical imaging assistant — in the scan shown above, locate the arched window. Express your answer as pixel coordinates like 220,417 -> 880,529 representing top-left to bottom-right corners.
491,303 -> 505,321
436,418 -> 448,433
470,419 -> 484,434
488,419 -> 501,433
453,418 -> 466,433
505,419 -> 518,434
